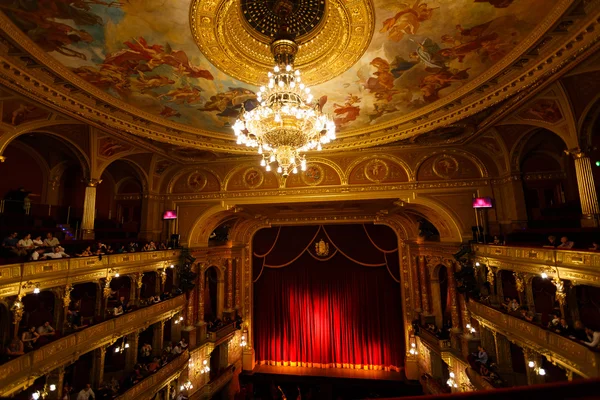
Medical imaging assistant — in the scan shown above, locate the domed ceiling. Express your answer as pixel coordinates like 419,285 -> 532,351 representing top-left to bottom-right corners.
0,0 -> 566,150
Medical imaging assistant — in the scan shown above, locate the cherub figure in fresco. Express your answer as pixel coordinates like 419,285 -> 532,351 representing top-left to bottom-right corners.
133,72 -> 175,93
159,86 -> 204,105
198,87 -> 257,117
160,106 -> 181,119
419,68 -> 470,103
380,0 -> 438,42
440,21 -> 508,64
438,32 -> 501,63
72,65 -> 130,92
408,38 -> 448,69
474,0 -> 515,8
11,104 -> 36,126
333,95 -> 361,127
362,58 -> 401,103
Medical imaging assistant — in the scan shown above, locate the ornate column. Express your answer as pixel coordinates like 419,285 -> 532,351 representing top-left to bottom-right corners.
11,295 -> 24,337
48,367 -> 65,400
91,345 -> 108,388
60,284 -> 73,332
125,331 -> 140,370
132,273 -> 144,305
51,287 -> 65,332
514,272 -> 525,306
235,257 -> 241,311
525,275 -> 536,313
81,178 -> 101,240
411,255 -> 422,313
217,273 -> 225,319
153,320 -> 165,357
447,262 -> 461,330
96,281 -> 105,321
417,256 -> 430,314
572,150 -> 600,227
226,258 -> 234,312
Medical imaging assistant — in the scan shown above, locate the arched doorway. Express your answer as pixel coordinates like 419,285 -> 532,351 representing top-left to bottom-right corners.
204,267 -> 219,322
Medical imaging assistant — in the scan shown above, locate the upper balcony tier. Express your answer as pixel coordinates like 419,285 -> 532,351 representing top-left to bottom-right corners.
471,244 -> 600,287
0,250 -> 181,297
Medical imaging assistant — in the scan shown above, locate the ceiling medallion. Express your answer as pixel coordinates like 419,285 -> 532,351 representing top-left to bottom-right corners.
301,164 -> 325,186
432,154 -> 460,179
190,0 -> 374,86
233,3 -> 336,177
364,159 -> 389,183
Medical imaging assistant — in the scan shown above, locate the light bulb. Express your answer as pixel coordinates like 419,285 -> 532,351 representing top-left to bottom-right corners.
466,324 -> 471,329
541,272 -> 548,279
449,372 -> 455,378
475,262 -> 480,267
260,159 -> 266,167
33,287 -> 40,294
278,80 -> 284,88
180,386 -> 184,391
260,86 -> 266,92
32,392 -> 40,400
203,360 -> 207,365
292,167 -> 298,174
115,347 -> 120,353
286,65 -> 292,71
266,165 -> 271,172
274,65 -> 280,72
115,273 -> 120,277
125,343 -> 130,348
170,264 -> 174,268
270,154 -> 276,162
295,70 -> 300,76
50,384 -> 56,391
411,343 -> 416,348
290,81 -> 296,88
299,83 -> 305,90
538,368 -> 546,376
277,166 -> 282,173
258,146 -> 263,154
528,361 -> 535,368
317,143 -> 322,151
267,72 -> 272,78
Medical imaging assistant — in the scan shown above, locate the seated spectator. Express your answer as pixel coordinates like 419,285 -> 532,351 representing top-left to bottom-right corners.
501,297 -> 512,311
105,245 -> 114,254
159,242 -> 167,250
179,338 -> 188,350
160,354 -> 169,366
30,248 -> 48,261
32,236 -> 44,248
582,327 -> 600,348
43,233 -> 60,248
163,342 -> 172,354
557,236 -> 574,249
45,246 -> 70,259
147,357 -> 160,372
76,246 -> 93,257
116,245 -> 126,254
508,299 -> 520,312
129,368 -> 144,386
21,326 -> 39,350
16,233 -> 34,255
96,242 -> 107,253
555,318 -> 571,335
5,338 -> 24,358
171,342 -> 182,355
544,235 -> 558,248
118,296 -> 131,312
113,304 -> 124,316
128,242 -> 138,252
2,232 -> 19,255
67,309 -> 87,330
492,236 -> 502,245
589,242 -> 599,251
150,295 -> 160,304
77,384 -> 95,400
570,320 -> 588,341
519,309 -> 535,322
547,314 -> 560,329
62,383 -> 73,400
140,343 -> 152,362
37,321 -> 56,338
148,241 -> 157,251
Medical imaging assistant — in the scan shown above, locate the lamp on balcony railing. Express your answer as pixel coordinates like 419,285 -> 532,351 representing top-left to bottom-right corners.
22,281 -> 41,294
465,323 -> 476,334
240,333 -> 247,347
174,315 -> 184,325
528,361 -> 546,376
408,336 -> 418,355
114,338 -> 129,353
180,380 -> 193,391
446,372 -> 458,388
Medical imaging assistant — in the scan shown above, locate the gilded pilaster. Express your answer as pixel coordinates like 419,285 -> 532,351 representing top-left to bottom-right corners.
572,150 -> 600,227
153,320 -> 165,357
417,256 -> 430,314
226,258 -> 233,311
198,264 -> 205,323
48,367 -> 65,400
412,255 -> 422,313
235,257 -> 241,310
81,178 -> 101,240
525,275 -> 536,313
523,348 -> 545,385
91,345 -> 108,388
448,262 -> 461,330
125,331 -> 140,370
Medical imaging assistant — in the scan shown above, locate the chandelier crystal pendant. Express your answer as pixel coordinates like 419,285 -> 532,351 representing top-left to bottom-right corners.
232,5 -> 335,177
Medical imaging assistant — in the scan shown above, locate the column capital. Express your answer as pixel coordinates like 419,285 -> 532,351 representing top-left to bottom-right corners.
567,148 -> 589,159
84,178 -> 103,187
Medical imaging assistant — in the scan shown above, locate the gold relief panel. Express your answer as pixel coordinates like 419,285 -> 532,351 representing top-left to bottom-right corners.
349,158 -> 409,185
226,166 -> 278,191
172,170 -> 220,194
418,153 -> 481,181
187,171 -> 208,192
364,159 -> 389,183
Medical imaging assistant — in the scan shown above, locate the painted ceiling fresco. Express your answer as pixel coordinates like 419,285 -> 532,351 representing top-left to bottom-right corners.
0,0 -> 555,135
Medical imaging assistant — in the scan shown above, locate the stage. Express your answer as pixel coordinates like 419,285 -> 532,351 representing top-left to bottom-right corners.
251,365 -> 405,381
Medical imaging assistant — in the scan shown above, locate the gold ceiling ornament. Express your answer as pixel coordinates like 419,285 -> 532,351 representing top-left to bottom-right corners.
232,6 -> 336,177
190,0 -> 374,86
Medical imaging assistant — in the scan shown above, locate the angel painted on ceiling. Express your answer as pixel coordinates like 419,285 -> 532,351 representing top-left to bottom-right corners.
379,0 -> 438,42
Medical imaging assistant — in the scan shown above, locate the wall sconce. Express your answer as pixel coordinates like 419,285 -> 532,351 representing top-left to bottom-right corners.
240,334 -> 247,347
199,359 -> 210,374
466,324 -> 476,334
180,380 -> 193,391
23,281 -> 41,294
409,342 -> 418,355
170,264 -> 175,269
446,372 -> 458,388
108,268 -> 120,277
528,361 -> 545,376
114,338 -> 129,353
174,315 -> 184,324
475,262 -> 480,267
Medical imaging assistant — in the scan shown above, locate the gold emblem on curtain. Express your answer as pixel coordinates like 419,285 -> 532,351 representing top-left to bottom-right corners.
315,239 -> 330,257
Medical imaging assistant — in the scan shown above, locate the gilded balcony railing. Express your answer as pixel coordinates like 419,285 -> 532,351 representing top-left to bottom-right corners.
0,250 -> 181,298
115,350 -> 189,400
468,300 -> 600,378
0,295 -> 186,396
206,322 -> 238,344
471,244 -> 600,287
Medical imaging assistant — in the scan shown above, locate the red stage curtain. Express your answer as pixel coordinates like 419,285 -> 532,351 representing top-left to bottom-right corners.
253,224 -> 404,371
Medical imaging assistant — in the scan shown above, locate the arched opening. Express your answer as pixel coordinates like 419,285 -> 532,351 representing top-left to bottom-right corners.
0,302 -> 12,357
518,129 -> 579,228
576,285 -> 600,331
141,271 -> 158,301
204,267 -> 219,323
532,277 -> 558,325
499,270 -> 521,305
69,282 -> 98,328
21,291 -> 55,334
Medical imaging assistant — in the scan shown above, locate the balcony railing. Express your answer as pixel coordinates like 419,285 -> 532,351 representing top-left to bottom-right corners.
115,350 -> 189,400
468,299 -> 600,378
472,244 -> 600,287
0,250 -> 181,297
418,328 -> 452,354
207,322 -> 237,344
0,295 -> 186,396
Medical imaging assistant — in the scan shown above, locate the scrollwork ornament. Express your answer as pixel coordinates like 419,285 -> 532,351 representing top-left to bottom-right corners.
552,276 -> 566,307
487,266 -> 495,286
514,272 -> 525,293
63,284 -> 73,308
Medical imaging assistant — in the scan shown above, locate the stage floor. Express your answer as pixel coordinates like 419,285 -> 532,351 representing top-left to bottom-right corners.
251,364 -> 405,381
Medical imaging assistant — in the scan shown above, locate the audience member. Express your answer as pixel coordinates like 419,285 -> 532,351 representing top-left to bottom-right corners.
547,314 -> 560,329
2,232 -> 19,255
590,242 -> 599,251
555,318 -> 571,335
570,321 -> 588,341
179,338 -> 188,350
473,345 -> 488,365
544,236 -> 558,248
5,338 -> 24,358
43,233 -> 60,248
501,297 -> 512,311
519,309 -> 534,322
77,246 -> 93,257
508,299 -> 520,312
171,342 -> 182,355
45,246 -> 70,259
32,236 -> 44,247
147,357 -> 160,372
37,321 -> 56,338
140,343 -> 152,363
21,326 -> 39,350
16,233 -> 34,255
116,245 -> 126,254
30,248 -> 47,261
105,245 -> 114,254
582,327 -> 600,348
113,304 -> 124,316
557,236 -> 574,249
76,383 -> 95,400
62,383 -> 73,400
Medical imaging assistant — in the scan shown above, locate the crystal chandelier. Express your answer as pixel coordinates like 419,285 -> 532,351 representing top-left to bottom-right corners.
232,5 -> 335,177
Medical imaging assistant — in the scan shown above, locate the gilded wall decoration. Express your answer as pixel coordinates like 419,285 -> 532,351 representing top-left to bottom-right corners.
432,154 -> 460,179
1,101 -> 50,126
0,0 -> 561,136
242,167 -> 264,189
364,159 -> 390,183
301,164 -> 325,186
187,172 -> 208,192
